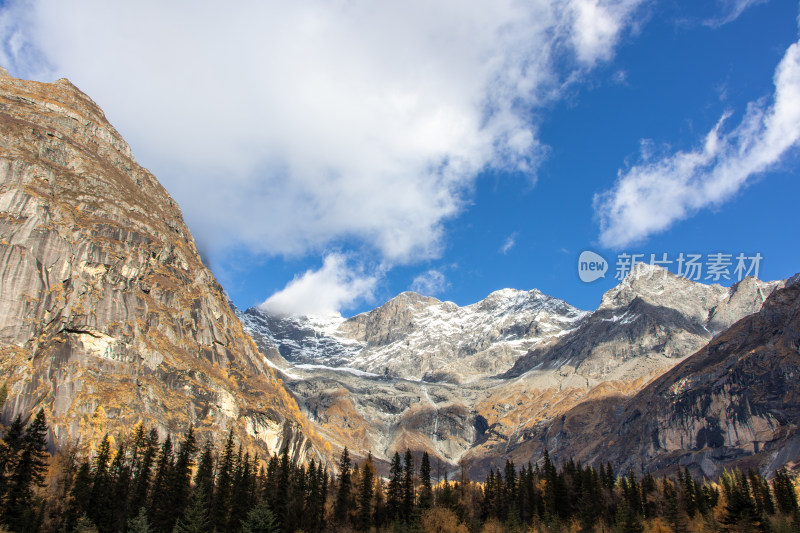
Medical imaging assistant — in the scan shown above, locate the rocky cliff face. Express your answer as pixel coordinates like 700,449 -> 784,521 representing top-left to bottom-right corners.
506,264 -> 782,379
244,288 -> 588,383
243,263 -> 786,476
0,69 -> 324,463
561,273 -> 800,478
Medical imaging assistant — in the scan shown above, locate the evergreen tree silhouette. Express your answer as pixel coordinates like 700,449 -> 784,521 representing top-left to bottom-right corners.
3,409 -> 49,531
419,451 -> 433,510
387,451 -> 403,522
357,452 -> 375,531
402,448 -> 415,523
333,447 -> 353,525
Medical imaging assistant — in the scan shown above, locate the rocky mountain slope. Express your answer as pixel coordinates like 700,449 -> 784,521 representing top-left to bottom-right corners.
503,272 -> 800,478
242,263 -> 785,475
243,288 -> 588,383
0,69 -> 324,462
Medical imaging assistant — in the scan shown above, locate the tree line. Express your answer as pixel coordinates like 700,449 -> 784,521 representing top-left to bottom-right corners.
0,407 -> 799,532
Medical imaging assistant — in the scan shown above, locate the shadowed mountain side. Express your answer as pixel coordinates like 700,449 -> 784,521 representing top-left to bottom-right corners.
484,274 -> 800,479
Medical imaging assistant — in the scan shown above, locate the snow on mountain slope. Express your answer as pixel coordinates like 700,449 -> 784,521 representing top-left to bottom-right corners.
242,288 -> 589,383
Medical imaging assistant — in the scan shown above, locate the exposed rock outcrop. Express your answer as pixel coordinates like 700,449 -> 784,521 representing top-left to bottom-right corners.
244,263 -> 786,476
0,70 -> 324,463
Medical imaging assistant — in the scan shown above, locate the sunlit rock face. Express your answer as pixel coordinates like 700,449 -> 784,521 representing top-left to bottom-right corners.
0,70 -> 324,464
243,262 -> 786,477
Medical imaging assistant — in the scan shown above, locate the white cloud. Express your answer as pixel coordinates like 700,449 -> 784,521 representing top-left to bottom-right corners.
259,254 -> 377,316
0,0 -> 645,314
595,34 -> 800,248
411,270 -> 448,296
704,0 -> 768,27
500,232 -> 518,254
568,0 -> 642,65
0,1 -> 642,263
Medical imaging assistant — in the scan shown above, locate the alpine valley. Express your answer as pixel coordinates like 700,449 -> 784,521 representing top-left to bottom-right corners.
241,264 -> 798,479
1,67 -> 800,488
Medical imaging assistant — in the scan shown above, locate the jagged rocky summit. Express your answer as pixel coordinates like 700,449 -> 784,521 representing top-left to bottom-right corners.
519,272 -> 800,478
243,263 -> 790,477
0,69 -> 325,463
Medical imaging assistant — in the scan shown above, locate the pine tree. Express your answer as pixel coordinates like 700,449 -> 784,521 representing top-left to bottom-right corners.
169,425 -> 198,531
774,467 -> 799,516
173,486 -> 211,533
303,459 -> 321,533
129,428 -> 158,517
615,500 -> 645,533
663,478 -> 686,533
357,453 -> 375,531
193,440 -> 215,511
681,467 -> 697,518
504,459 -> 518,522
86,436 -> 113,532
65,460 -> 94,532
319,463 -> 329,528
721,468 -> 762,531
3,409 -> 49,531
402,448 -> 415,523
127,508 -> 152,533
241,500 -> 279,533
273,446 -> 290,529
149,435 -> 175,532
0,415 -> 24,504
110,439 -> 133,533
211,431 -> 235,532
334,447 -> 353,524
387,451 -> 403,522
419,451 -> 433,510
231,450 -> 256,531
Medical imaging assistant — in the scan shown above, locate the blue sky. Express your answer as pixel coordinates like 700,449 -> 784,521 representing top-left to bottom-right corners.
2,0 -> 799,316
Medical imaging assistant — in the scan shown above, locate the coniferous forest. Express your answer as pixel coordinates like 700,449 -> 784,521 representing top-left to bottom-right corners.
1,407 -> 799,533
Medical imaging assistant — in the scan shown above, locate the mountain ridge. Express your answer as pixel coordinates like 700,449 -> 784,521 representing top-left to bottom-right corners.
242,262 -> 788,476
0,70 -> 325,464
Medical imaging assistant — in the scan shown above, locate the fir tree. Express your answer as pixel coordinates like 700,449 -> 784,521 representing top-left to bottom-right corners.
241,500 -> 279,533
169,425 -> 197,530
663,478 -> 686,533
65,460 -> 94,532
129,428 -> 158,518
149,435 -> 174,532
357,453 -> 375,531
172,486 -> 211,533
273,446 -> 290,529
615,501 -> 645,533
3,409 -> 49,531
193,440 -> 215,511
721,468 -> 763,531
402,448 -> 415,523
110,439 -> 133,533
774,467 -> 799,515
387,451 -> 403,522
127,508 -> 152,533
230,450 -> 256,531
0,415 -> 24,505
334,447 -> 353,525
419,451 -> 433,510
211,431 -> 235,532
